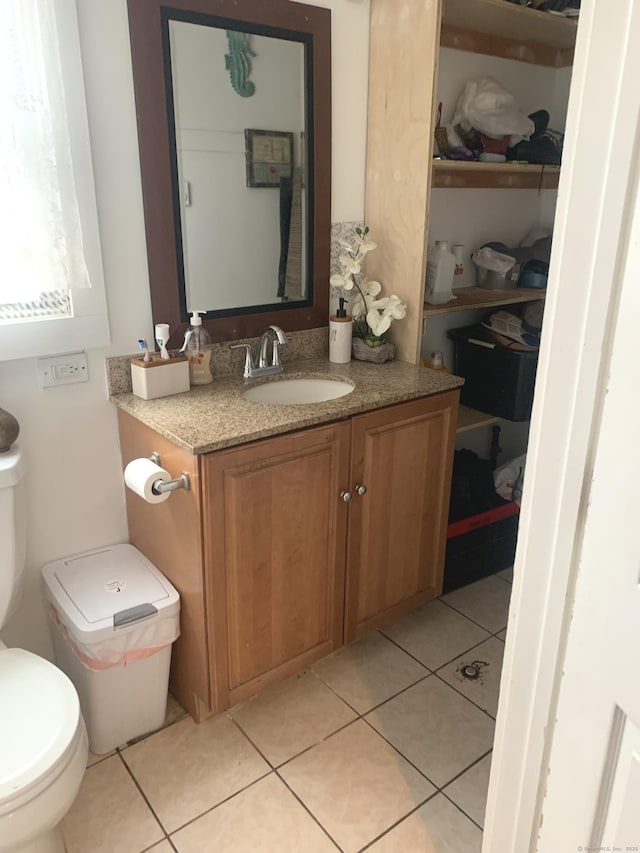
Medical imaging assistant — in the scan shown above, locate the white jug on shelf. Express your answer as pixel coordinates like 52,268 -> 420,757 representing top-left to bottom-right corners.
425,241 -> 456,305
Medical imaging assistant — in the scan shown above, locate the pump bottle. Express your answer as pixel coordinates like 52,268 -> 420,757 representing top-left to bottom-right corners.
186,310 -> 213,385
329,297 -> 352,363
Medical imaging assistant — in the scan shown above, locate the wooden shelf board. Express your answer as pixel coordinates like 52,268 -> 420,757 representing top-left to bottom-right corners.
424,286 -> 545,318
456,405 -> 502,433
441,0 -> 577,67
432,160 -> 560,190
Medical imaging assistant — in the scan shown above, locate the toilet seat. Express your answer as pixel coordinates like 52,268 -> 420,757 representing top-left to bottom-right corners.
0,648 -> 83,815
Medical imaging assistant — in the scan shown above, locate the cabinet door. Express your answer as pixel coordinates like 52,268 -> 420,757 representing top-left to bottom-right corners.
345,392 -> 458,641
202,422 -> 351,709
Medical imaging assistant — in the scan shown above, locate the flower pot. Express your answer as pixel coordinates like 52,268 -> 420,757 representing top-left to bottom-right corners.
351,337 -> 395,363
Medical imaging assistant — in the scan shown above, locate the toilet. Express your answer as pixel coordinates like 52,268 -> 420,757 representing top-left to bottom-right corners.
0,446 -> 88,853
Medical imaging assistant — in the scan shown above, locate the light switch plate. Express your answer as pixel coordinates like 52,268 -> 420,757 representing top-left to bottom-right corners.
38,352 -> 89,388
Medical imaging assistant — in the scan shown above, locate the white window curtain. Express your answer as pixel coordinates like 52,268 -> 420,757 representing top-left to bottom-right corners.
0,0 -> 90,317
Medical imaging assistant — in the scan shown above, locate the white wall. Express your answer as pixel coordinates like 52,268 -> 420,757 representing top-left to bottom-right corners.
0,0 -> 371,656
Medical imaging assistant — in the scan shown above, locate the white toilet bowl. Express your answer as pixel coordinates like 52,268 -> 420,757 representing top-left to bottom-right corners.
0,647 -> 88,853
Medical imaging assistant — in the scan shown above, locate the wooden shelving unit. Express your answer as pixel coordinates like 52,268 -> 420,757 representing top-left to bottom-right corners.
432,160 -> 560,190
456,404 -> 501,434
424,286 -> 545,319
441,0 -> 578,67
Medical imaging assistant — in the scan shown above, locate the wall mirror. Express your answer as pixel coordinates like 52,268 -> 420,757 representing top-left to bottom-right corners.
127,0 -> 331,344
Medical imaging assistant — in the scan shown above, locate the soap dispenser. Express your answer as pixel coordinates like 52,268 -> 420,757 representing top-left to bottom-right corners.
186,310 -> 213,385
329,297 -> 352,364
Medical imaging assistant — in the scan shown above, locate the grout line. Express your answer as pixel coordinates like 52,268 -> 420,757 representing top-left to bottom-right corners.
360,715 -> 440,791
381,628 -> 497,678
441,789 -> 486,832
275,769 -> 344,851
431,670 -> 498,721
356,789 -> 440,852
274,716 -> 362,771
377,630 -> 437,671
116,751 -> 169,839
85,750 -> 117,769
228,716 -> 276,770
360,671 -> 432,716
164,769 -> 273,837
437,595 -> 502,635
441,747 -> 493,790
306,666 -> 364,717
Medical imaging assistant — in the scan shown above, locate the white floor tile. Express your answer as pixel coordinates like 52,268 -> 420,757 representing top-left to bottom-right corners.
367,793 -> 483,853
280,719 -> 435,853
366,676 -> 495,788
437,637 -> 505,718
444,753 -> 493,829
311,631 -> 428,713
171,774 -> 337,852
61,755 -> 164,853
122,715 -> 269,833
380,599 -> 490,670
441,575 -> 512,634
230,669 -> 356,766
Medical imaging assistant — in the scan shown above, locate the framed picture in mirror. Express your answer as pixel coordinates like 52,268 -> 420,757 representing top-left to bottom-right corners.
245,129 -> 294,188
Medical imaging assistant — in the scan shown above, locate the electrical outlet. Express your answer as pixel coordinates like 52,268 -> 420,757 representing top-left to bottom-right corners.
38,352 -> 89,388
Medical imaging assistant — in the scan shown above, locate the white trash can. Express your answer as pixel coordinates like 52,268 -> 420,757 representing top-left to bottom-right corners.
42,544 -> 180,755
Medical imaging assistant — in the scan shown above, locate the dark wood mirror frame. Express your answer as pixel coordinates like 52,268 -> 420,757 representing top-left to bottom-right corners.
127,0 -> 331,346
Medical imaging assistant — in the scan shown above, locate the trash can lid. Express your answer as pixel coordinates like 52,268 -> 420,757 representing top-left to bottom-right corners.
42,544 -> 179,644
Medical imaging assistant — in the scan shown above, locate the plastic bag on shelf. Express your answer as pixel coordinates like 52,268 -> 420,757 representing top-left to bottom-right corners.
452,78 -> 535,144
494,454 -> 526,505
472,247 -> 516,274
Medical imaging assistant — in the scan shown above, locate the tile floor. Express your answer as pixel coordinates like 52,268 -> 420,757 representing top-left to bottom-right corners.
62,572 -> 512,853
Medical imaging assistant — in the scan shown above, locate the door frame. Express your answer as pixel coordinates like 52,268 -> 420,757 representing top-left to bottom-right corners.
483,1 -> 640,850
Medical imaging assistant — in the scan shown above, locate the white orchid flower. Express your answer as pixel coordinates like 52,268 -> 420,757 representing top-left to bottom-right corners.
330,228 -> 406,345
355,237 -> 378,255
382,294 -> 407,319
366,309 -> 392,337
362,278 -> 382,297
329,271 -> 353,289
342,256 -> 362,275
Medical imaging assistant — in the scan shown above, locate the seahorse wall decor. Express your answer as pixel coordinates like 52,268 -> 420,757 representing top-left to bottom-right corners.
225,31 -> 256,97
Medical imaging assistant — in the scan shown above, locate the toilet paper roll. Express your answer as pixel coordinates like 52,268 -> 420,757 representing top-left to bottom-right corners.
124,458 -> 172,504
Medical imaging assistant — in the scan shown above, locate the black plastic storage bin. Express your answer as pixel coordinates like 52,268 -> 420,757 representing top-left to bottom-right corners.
444,507 -> 519,593
448,324 -> 538,421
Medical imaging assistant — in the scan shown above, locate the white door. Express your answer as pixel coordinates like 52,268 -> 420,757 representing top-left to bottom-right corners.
535,149 -> 640,848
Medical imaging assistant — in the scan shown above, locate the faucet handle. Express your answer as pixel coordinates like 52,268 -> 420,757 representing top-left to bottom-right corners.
230,342 -> 255,379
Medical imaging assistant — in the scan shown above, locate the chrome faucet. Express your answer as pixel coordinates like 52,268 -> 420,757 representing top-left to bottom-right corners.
230,325 -> 288,379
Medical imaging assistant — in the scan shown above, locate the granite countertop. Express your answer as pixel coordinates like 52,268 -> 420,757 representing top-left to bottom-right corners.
110,358 -> 464,454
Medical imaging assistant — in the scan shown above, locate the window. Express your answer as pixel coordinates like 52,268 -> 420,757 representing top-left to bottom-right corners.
0,0 -> 109,361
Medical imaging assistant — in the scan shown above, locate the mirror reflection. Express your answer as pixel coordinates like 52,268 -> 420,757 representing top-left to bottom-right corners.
167,20 -> 309,314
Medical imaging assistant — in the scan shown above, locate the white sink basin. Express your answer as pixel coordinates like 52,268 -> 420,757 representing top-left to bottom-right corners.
242,377 -> 354,405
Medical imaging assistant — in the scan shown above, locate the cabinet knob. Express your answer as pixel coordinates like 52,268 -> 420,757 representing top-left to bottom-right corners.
355,484 -> 367,496
340,490 -> 353,503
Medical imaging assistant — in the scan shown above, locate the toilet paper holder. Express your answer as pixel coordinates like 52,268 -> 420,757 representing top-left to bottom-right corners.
149,453 -> 190,494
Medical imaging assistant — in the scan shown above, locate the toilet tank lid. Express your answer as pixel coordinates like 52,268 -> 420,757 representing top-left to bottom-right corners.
0,444 -> 24,488
0,648 -> 81,808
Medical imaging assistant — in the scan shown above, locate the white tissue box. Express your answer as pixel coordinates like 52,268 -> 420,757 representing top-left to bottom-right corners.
130,356 -> 189,400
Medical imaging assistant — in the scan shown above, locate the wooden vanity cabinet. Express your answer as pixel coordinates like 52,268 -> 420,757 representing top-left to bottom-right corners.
118,390 -> 458,720
345,393 -> 458,642
201,421 -> 351,710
